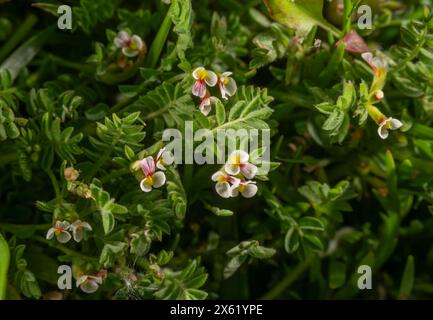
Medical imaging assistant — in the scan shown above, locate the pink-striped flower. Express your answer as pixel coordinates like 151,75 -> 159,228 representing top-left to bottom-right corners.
140,156 -> 166,192
198,91 -> 218,116
361,52 -> 388,74
224,150 -> 258,179
211,171 -> 240,198
70,220 -> 92,242
192,67 -> 217,98
114,31 -> 144,58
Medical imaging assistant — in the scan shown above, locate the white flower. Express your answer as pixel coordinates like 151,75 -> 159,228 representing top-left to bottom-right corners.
156,148 -> 174,171
377,117 -> 403,139
218,72 -> 237,100
46,221 -> 71,244
70,220 -> 92,242
114,31 -> 144,57
140,156 -> 166,192
211,170 -> 240,198
76,275 -> 103,294
231,180 -> 258,198
192,67 -> 217,98
198,91 -> 218,116
224,150 -> 258,179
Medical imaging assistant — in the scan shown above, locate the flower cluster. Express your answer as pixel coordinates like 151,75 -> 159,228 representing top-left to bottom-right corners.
135,148 -> 174,192
211,150 -> 258,198
46,220 -> 92,243
114,31 -> 145,58
191,67 -> 237,116
64,166 -> 92,199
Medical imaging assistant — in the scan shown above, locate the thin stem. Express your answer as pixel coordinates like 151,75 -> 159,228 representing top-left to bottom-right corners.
34,236 -> 96,262
260,257 -> 312,300
46,169 -> 61,204
47,54 -> 94,72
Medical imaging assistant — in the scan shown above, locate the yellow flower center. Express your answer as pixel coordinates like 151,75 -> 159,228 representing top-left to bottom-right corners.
238,184 -> 246,192
221,77 -> 230,85
196,69 -> 208,80
216,175 -> 227,183
144,176 -> 154,186
54,228 -> 62,236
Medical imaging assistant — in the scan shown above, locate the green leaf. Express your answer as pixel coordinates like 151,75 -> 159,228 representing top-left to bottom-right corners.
398,255 -> 415,299
0,232 -> 9,300
263,0 -> 340,37
215,99 -> 226,126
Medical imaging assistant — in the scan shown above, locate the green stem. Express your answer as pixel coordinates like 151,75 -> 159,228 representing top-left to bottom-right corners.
46,169 -> 61,204
0,232 -> 10,300
47,54 -> 94,72
260,257 -> 312,299
34,236 -> 96,262
145,5 -> 173,68
0,14 -> 38,63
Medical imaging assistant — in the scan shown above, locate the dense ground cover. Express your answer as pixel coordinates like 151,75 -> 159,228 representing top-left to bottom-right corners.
1,0 -> 433,300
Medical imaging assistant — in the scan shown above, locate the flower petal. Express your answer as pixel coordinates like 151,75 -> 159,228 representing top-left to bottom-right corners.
241,163 -> 258,179
192,67 -> 205,80
79,280 -> 99,294
231,188 -> 240,197
199,98 -> 211,116
76,275 -> 88,287
224,78 -> 237,97
192,81 -> 206,98
378,124 -> 389,139
122,47 -> 138,57
224,163 -> 240,176
241,183 -> 258,198
205,71 -> 218,87
215,182 -> 231,198
390,118 -> 403,130
130,35 -> 143,51
46,228 -> 55,240
56,231 -> 71,243
152,171 -> 166,188
73,228 -> 84,242
140,179 -> 152,192
211,171 -> 225,182
141,156 -> 155,177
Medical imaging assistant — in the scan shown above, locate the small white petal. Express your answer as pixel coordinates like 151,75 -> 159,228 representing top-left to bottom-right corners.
152,171 -> 166,188
130,35 -> 143,51
46,228 -> 55,240
192,67 -> 205,80
211,171 -> 225,182
378,125 -> 389,139
241,163 -> 258,179
224,163 -> 240,176
161,151 -> 174,165
122,47 -> 138,57
224,78 -> 237,97
199,101 -> 211,116
205,71 -> 218,87
140,179 -> 152,192
241,183 -> 258,198
56,231 -> 71,243
222,71 -> 233,77
231,188 -> 240,198
215,182 -> 231,198
390,118 -> 403,130
73,228 -> 84,242
79,280 -> 99,294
